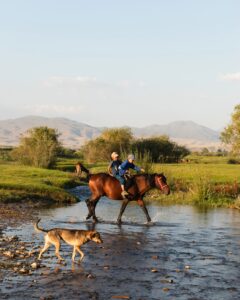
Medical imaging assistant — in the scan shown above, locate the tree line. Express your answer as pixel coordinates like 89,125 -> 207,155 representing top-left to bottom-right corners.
10,126 -> 190,168
9,103 -> 240,169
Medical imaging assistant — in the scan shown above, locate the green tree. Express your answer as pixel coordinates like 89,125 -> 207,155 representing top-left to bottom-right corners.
221,104 -> 240,156
81,128 -> 133,162
11,126 -> 61,168
132,136 -> 190,163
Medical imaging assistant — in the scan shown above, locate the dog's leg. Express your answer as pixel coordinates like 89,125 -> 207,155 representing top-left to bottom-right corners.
76,246 -> 84,261
38,241 -> 51,260
72,246 -> 77,262
53,240 -> 64,261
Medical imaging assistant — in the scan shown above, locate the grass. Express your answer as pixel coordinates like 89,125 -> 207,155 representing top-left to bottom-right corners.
1,155 -> 240,208
0,162 -> 80,203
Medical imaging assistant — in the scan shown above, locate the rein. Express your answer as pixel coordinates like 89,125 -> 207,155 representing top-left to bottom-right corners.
155,176 -> 168,190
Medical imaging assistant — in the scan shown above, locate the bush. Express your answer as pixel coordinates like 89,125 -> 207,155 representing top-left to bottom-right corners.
132,136 -> 190,163
11,127 -> 61,168
227,158 -> 240,164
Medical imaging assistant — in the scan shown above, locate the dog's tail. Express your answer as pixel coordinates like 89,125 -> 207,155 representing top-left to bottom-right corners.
34,219 -> 48,233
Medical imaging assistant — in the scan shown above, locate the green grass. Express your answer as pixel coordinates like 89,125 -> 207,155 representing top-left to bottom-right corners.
151,161 -> 240,207
1,156 -> 240,208
0,162 -> 80,203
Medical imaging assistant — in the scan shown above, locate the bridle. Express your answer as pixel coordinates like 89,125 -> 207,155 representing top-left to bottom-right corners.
155,176 -> 168,191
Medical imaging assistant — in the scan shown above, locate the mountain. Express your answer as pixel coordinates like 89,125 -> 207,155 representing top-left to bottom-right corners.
132,121 -> 221,150
0,116 -> 221,150
0,116 -> 101,149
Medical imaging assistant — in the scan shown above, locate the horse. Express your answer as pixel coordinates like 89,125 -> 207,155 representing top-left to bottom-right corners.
75,162 -> 90,178
85,171 -> 170,224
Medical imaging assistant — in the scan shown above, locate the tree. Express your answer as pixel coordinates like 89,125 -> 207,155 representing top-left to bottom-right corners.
11,126 -> 61,168
221,104 -> 240,156
132,136 -> 190,163
81,128 -> 133,162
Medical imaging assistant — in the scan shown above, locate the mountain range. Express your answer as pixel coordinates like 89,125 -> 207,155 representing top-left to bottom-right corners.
0,116 -> 221,150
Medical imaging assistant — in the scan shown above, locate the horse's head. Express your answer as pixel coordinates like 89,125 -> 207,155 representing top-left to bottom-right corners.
154,173 -> 170,195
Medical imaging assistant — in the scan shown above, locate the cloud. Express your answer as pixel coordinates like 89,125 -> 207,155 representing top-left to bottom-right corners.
44,76 -> 147,89
220,72 -> 240,81
24,104 -> 84,114
43,76 -> 97,87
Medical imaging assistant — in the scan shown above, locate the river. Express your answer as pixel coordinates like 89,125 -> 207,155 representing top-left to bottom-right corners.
1,186 -> 240,300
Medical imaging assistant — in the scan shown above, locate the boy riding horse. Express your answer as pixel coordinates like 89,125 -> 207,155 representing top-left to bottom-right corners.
109,153 -> 145,199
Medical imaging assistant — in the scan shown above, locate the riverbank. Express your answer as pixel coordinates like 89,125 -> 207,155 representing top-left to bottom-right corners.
0,163 -> 80,203
1,158 -> 240,208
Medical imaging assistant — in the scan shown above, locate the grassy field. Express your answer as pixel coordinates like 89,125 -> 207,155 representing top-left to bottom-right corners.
0,162 -> 79,203
1,155 -> 240,208
56,156 -> 240,207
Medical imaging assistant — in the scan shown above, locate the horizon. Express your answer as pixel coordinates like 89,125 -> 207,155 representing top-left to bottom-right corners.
0,1 -> 240,130
0,114 -> 222,131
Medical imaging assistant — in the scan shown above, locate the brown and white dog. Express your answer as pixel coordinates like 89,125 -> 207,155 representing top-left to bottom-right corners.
34,219 -> 103,262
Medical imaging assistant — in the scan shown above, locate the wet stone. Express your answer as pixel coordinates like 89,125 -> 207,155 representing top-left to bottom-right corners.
151,268 -> 158,273
86,273 -> 95,279
111,296 -> 130,299
31,262 -> 39,269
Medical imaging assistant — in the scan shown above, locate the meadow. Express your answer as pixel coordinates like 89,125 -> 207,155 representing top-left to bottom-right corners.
0,154 -> 240,207
0,162 -> 79,203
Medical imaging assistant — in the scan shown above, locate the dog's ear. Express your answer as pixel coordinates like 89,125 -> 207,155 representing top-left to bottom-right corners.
90,231 -> 97,238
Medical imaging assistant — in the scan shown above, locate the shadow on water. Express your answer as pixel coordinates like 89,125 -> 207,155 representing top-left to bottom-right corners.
1,186 -> 240,300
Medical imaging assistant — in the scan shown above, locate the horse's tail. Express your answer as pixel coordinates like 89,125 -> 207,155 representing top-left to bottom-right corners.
78,163 -> 92,181
34,219 -> 48,233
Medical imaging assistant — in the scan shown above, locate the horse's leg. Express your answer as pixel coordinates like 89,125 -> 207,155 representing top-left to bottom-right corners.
117,199 -> 130,225
91,197 -> 101,223
137,199 -> 151,223
85,198 -> 93,220
85,196 -> 100,222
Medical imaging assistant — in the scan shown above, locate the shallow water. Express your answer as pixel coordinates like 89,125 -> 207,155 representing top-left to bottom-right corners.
1,186 -> 240,300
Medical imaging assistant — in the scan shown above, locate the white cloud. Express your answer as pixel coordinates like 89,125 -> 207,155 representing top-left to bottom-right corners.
44,76 -> 147,89
220,72 -> 240,81
25,104 -> 84,114
43,76 -> 97,87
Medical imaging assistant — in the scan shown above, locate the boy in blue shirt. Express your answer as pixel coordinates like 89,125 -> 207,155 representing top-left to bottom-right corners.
118,154 -> 145,198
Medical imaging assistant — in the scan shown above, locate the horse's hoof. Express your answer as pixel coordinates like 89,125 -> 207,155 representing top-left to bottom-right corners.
146,221 -> 153,226
93,217 -> 98,223
86,214 -> 92,220
117,219 -> 122,225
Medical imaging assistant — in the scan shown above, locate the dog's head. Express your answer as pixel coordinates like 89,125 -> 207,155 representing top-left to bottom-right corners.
89,231 -> 103,244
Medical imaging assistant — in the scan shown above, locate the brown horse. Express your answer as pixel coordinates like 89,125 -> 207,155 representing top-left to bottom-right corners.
85,172 -> 170,224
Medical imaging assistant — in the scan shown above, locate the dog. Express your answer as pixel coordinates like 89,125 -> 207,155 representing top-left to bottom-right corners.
34,219 -> 103,262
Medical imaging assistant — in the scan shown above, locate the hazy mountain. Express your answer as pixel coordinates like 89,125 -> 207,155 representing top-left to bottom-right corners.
0,116 -> 221,150
133,120 -> 220,141
0,116 -> 101,149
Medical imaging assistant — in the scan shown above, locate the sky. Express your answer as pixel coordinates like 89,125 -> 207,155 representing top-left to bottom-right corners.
0,0 -> 239,130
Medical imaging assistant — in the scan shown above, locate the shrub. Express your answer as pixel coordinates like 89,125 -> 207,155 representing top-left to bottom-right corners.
11,127 -> 61,168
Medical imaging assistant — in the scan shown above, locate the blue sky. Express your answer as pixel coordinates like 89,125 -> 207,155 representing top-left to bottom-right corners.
0,0 -> 239,129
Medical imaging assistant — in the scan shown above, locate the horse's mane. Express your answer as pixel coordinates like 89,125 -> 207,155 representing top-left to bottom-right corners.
131,173 -> 157,187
